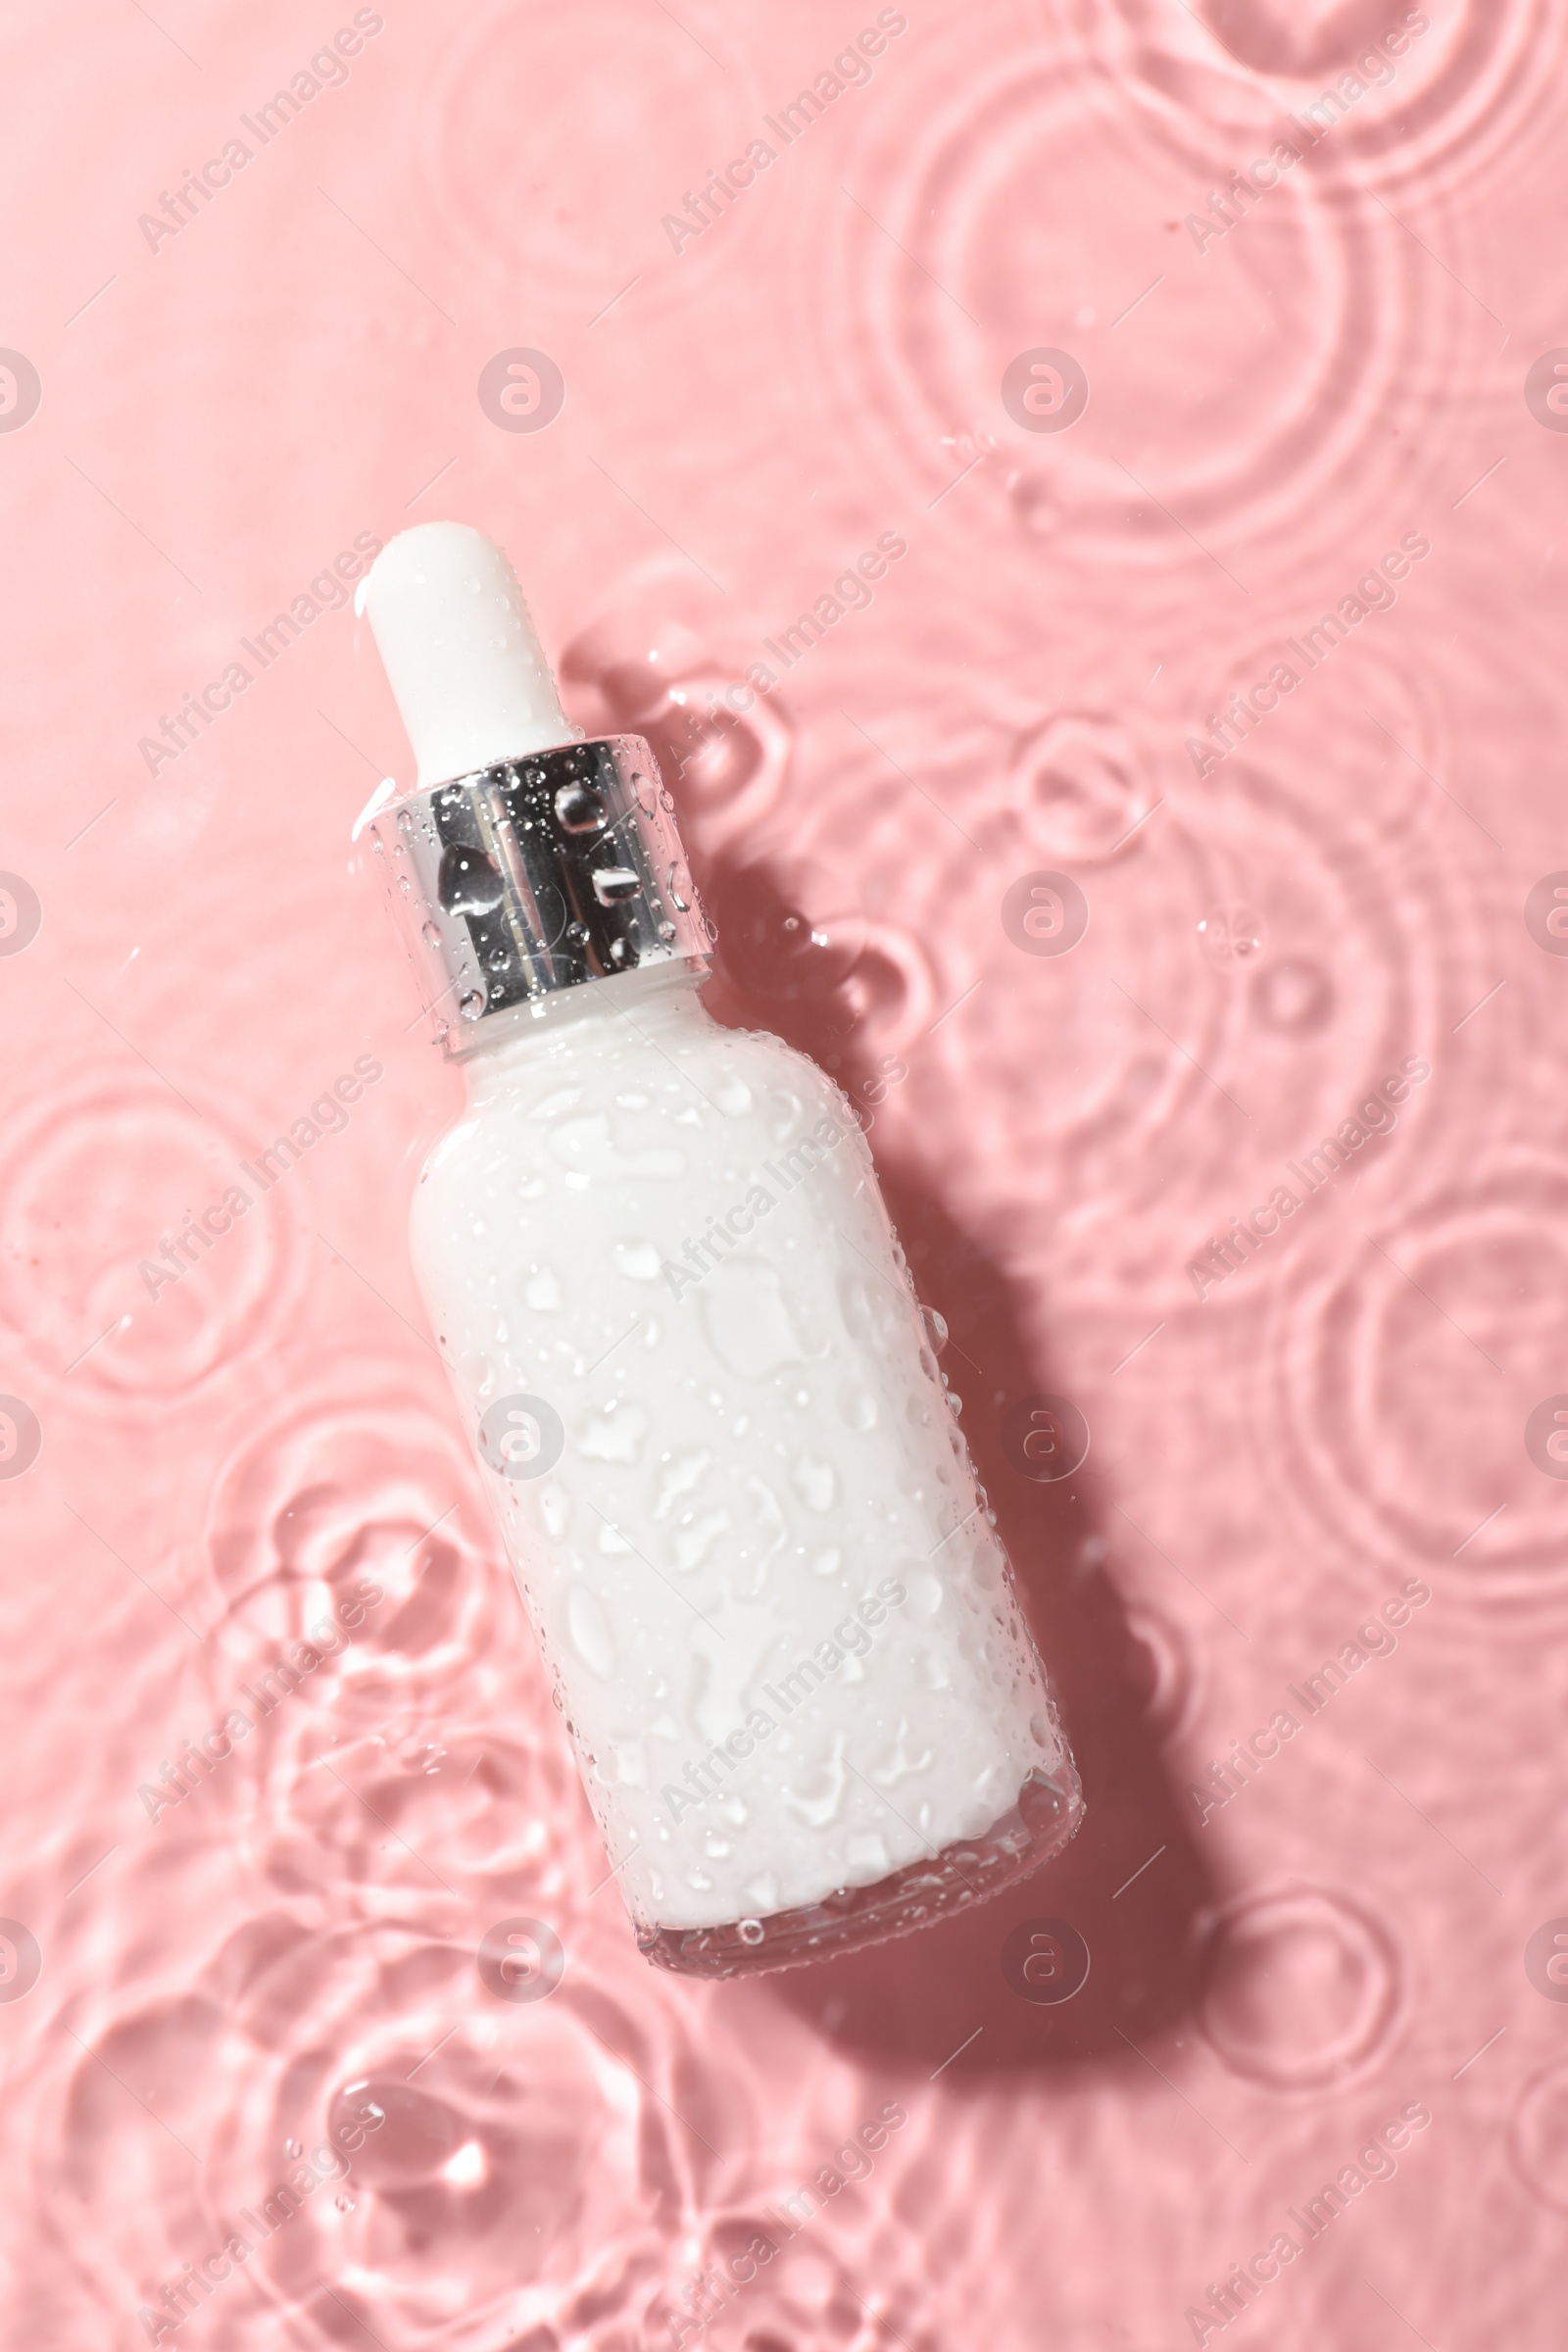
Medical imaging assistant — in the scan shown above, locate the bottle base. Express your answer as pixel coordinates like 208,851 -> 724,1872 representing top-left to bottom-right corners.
636,1766 -> 1084,1980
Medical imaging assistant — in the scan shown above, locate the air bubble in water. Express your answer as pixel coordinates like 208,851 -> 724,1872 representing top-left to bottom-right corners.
1252,956 -> 1334,1035
1199,904 -> 1264,964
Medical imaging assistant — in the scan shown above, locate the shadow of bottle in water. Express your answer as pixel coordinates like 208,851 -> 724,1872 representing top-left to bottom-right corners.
696,853 -> 1221,2078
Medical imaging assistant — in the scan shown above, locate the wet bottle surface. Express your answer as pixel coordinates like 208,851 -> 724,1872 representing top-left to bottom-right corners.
407,966 -> 1081,1974
360,523 -> 1083,1975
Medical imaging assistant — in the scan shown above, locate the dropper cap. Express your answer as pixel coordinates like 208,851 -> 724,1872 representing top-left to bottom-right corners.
360,522 -> 582,788
356,522 -> 711,1054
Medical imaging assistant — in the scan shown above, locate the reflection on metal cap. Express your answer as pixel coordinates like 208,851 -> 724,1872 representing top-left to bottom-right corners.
368,733 -> 713,1054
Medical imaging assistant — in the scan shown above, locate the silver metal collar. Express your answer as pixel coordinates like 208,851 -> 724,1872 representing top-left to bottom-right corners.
367,734 -> 713,1053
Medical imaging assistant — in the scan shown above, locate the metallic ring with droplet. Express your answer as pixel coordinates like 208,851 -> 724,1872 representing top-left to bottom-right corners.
368,734 -> 714,1053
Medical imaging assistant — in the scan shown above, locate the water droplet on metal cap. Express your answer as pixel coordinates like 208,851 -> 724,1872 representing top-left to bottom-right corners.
438,843 -> 506,917
554,781 -> 609,833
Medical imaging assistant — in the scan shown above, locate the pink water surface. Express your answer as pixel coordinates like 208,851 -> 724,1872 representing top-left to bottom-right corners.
3,0 -> 1567,2344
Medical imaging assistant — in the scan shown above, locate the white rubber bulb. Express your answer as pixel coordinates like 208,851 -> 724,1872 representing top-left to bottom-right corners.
360,520 -> 580,789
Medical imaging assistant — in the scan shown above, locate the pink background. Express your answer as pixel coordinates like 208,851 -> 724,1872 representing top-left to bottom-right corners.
2,0 -> 1565,2343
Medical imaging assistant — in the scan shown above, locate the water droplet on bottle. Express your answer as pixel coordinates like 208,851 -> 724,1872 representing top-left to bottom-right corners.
658,921 -> 676,943
459,989 -> 486,1020
592,866 -> 643,906
554,781 -> 609,833
284,2138 -> 303,2158
335,2193 -> 355,2213
396,809 -> 415,835
566,920 -> 589,945
921,1305 -> 949,1354
738,1918 -> 765,1945
421,920 -> 441,947
397,874 -> 412,896
667,862 -> 692,912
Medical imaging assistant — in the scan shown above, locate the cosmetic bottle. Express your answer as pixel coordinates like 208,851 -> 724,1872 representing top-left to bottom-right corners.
357,522 -> 1082,1975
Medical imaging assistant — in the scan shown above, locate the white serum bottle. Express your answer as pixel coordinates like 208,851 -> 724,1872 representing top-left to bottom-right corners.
358,522 -> 1081,1975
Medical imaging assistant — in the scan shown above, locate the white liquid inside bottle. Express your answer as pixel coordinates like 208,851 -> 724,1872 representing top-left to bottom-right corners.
361,524 -> 1082,1974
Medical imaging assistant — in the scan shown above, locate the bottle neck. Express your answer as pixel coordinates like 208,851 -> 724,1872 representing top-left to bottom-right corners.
459,957 -> 711,1095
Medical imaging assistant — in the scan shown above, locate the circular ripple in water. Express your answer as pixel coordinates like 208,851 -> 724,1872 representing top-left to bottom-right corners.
560,591 -> 796,862
1122,1598 -> 1201,1744
1117,0 -> 1561,203
1207,623 -> 1446,851
896,727 -> 1462,1279
823,37 -> 1411,561
997,707 -> 1164,867
1197,1885 -> 1401,2089
423,0 -> 759,308
249,1716 -> 586,1914
54,1916 -> 691,2351
201,1365 -> 509,1715
1172,749 -> 1448,1125
1265,1153 -> 1568,1602
0,1073 -> 298,1413
1511,2062 -> 1568,2213
710,856 -> 935,1058
906,810 -> 1220,1216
